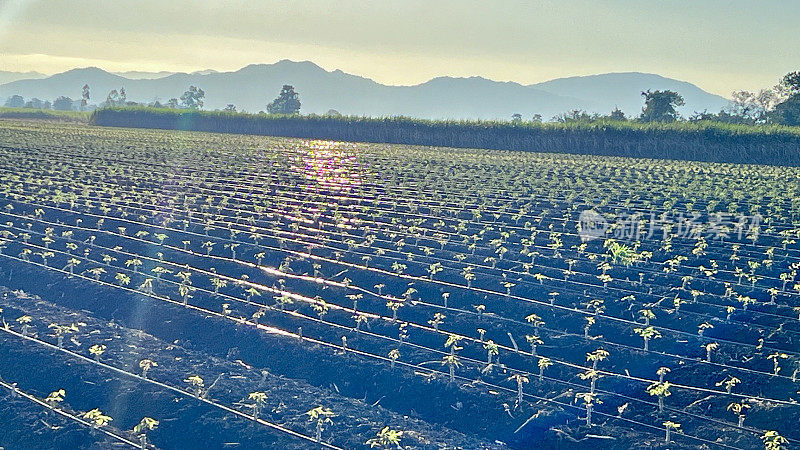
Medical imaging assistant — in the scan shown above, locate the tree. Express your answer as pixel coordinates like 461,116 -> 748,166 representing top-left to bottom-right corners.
727,401 -> 750,427
609,107 -> 626,121
267,85 -> 301,114
166,98 -> 180,109
728,91 -> 767,122
106,89 -> 120,106
575,392 -> 601,426
689,108 -> 754,125
53,96 -> 74,111
388,348 -> 400,368
441,354 -> 461,384
586,349 -> 609,370
728,80 -> 791,123
639,90 -> 684,122
180,86 -> 205,109
537,356 -> 552,381
484,340 -> 499,365
223,104 -> 236,112
89,344 -> 106,360
81,84 -> 90,110
4,95 -> 24,108
634,326 -> 661,351
49,322 -> 78,347
326,109 -> 341,116
781,71 -> 800,94
17,315 -> 33,336
770,94 -> 800,126
553,109 -> 594,123
25,98 -> 44,109
508,373 -> 529,406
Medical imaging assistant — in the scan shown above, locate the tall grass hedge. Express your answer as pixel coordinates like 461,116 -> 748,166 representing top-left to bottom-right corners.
90,107 -> 800,166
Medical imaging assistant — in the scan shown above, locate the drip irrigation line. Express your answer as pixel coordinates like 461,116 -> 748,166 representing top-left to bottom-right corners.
0,378 -> 140,448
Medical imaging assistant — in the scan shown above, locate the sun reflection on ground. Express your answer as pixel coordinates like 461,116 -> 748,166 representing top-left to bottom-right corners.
289,140 -> 362,190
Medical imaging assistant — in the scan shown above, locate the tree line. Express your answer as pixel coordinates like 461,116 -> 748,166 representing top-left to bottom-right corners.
5,71 -> 800,126
524,71 -> 800,126
3,84 -> 301,114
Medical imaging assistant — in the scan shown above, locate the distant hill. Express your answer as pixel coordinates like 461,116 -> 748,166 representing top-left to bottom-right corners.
0,70 -> 46,86
530,72 -> 730,117
0,61 -> 730,119
0,67 -> 130,103
112,71 -> 175,80
113,69 -> 218,80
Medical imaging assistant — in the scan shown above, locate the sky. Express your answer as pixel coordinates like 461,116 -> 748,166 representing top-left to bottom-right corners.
0,0 -> 798,96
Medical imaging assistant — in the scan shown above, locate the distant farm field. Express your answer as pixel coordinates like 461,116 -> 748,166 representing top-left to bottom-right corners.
0,120 -> 798,449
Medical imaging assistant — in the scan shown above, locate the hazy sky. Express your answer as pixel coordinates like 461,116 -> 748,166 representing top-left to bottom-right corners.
0,0 -> 797,96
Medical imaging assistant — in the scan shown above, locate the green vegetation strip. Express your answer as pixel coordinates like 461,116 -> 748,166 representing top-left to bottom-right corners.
0,107 -> 89,122
90,107 -> 800,166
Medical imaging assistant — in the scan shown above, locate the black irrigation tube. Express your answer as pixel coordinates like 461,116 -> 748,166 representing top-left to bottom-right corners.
2,256 -> 752,448
4,150 -> 799,319
219,178 -> 800,259
6,206 -> 800,382
0,378 -> 140,448
58,205 -> 800,357
0,142 -> 796,440
104,170 -> 800,293
0,311 -> 342,449
3,129 -> 796,310
6,146 -> 800,292
0,256 -> 750,450
6,152 -> 798,271
35,229 -> 800,400
7,136 -> 800,243
269,216 -> 800,324
6,176 -> 799,328
205,270 -> 799,444
4,238 -> 799,439
5,210 -> 800,386
5,192 -> 800,346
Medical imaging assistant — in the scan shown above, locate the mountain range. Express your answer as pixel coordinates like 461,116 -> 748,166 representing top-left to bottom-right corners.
112,69 -> 220,80
0,60 -> 730,120
0,70 -> 47,85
